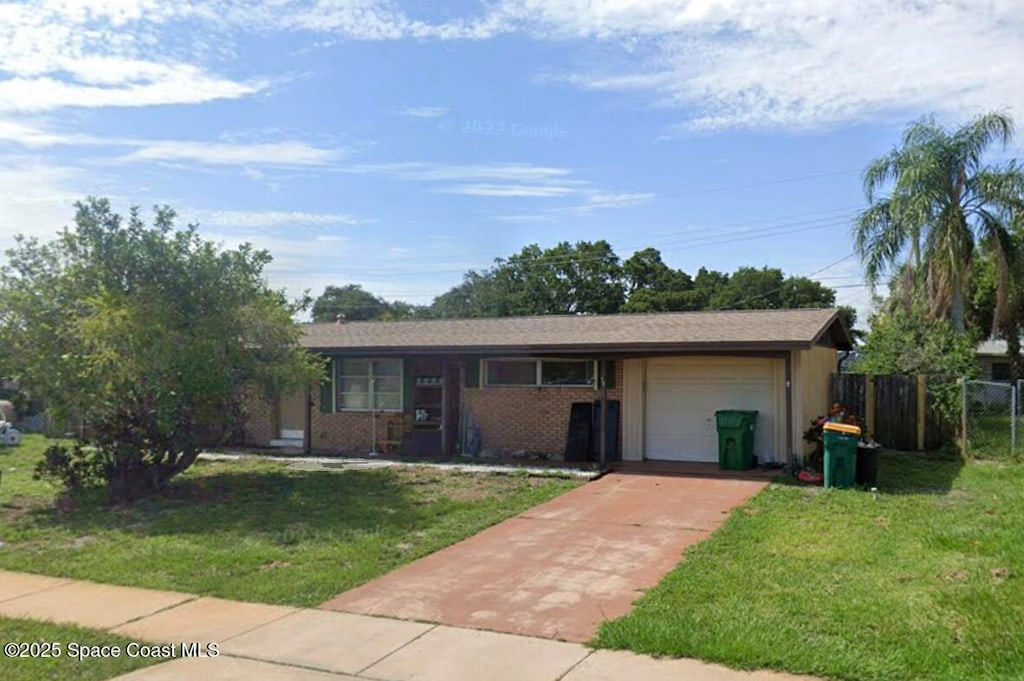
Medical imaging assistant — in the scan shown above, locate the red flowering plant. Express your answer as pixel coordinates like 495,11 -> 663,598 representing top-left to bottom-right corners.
801,403 -> 863,472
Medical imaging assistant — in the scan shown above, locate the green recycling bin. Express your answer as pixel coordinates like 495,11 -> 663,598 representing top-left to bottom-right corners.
823,422 -> 860,489
715,410 -> 758,470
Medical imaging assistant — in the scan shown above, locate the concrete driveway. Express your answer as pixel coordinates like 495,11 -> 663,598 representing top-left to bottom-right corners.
322,472 -> 767,642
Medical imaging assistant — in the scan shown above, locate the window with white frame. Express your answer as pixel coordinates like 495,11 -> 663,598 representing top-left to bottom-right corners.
484,359 -> 596,387
336,358 -> 403,411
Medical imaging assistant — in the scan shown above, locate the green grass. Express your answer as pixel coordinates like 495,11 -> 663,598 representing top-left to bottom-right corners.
0,616 -> 157,681
594,451 -> 1024,681
0,435 -> 579,606
965,414 -> 1023,461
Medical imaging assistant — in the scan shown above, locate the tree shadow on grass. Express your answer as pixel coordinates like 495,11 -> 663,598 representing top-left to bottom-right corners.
874,449 -> 964,495
775,449 -> 964,496
21,466 -> 429,544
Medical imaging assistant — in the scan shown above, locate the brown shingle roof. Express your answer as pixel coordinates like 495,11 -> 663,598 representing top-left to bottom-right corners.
300,308 -> 851,355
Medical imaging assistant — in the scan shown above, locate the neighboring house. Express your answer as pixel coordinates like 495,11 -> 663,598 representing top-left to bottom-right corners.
975,338 -> 1014,382
239,308 -> 852,467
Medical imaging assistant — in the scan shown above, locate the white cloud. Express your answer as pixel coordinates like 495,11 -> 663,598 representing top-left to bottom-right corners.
193,209 -> 371,228
439,183 -> 578,198
557,191 -> 655,215
0,71 -> 266,113
121,140 -> 345,167
398,105 -> 449,118
0,118 -> 345,170
0,119 -> 98,147
0,3 -> 267,113
8,1 -> 1023,134
0,159 -> 81,253
346,161 -> 571,182
522,1 -> 1024,131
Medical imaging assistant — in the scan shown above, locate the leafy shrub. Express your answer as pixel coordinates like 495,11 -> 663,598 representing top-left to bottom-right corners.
34,443 -> 107,491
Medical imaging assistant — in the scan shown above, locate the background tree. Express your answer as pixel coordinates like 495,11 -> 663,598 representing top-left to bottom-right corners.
312,284 -> 390,322
430,241 -> 625,317
853,112 -> 1024,333
709,266 -> 786,309
0,198 -> 321,500
311,284 -> 426,322
854,303 -> 977,419
970,233 -> 1024,380
430,270 -> 506,318
620,248 -> 696,312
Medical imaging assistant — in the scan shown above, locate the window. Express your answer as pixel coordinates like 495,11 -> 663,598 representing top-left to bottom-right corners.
337,358 -> 403,411
542,359 -> 595,386
992,362 -> 1011,381
486,359 -> 537,386
484,359 -> 596,387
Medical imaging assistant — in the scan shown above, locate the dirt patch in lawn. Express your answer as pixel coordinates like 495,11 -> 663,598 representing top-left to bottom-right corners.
0,495 -> 50,521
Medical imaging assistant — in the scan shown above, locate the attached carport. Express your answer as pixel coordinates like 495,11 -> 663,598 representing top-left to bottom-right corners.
614,309 -> 853,467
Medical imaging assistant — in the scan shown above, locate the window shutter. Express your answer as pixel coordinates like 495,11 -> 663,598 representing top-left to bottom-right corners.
601,360 -> 616,389
319,357 -> 334,413
464,359 -> 481,388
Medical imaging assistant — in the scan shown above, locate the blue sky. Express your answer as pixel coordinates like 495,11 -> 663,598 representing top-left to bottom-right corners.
3,2 -> 1024,325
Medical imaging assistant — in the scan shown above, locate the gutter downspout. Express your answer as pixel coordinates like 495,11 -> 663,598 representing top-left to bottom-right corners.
838,349 -> 851,374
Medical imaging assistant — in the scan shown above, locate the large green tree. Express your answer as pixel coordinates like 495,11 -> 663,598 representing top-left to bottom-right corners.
620,248 -> 696,312
854,112 -> 1024,333
431,240 -> 625,317
311,284 -> 423,322
427,242 -> 847,322
0,198 -> 321,500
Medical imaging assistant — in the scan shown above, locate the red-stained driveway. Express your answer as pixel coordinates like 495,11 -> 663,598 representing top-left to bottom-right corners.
321,473 -> 766,642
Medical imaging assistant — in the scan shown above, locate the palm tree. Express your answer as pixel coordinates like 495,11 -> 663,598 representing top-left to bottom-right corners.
854,112 -> 1024,334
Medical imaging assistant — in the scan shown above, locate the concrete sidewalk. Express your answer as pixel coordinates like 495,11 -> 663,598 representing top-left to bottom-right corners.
0,570 -> 815,681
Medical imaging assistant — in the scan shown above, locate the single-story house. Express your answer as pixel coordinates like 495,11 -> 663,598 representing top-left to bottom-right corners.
975,338 -> 1014,382
239,308 -> 852,467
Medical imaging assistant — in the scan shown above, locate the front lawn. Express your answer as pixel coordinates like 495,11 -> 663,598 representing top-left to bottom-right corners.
0,435 -> 579,606
0,616 -> 157,681
594,451 -> 1024,681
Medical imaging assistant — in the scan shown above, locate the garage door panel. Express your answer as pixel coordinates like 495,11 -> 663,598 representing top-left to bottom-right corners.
645,357 -> 778,463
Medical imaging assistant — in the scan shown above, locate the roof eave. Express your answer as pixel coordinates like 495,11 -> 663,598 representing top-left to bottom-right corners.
302,340 -> 814,356
809,309 -> 854,351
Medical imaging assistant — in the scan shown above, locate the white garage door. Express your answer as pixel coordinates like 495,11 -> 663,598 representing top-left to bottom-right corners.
645,357 -> 779,463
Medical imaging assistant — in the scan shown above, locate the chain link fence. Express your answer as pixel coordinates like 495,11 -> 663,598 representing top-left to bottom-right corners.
961,379 -> 1020,459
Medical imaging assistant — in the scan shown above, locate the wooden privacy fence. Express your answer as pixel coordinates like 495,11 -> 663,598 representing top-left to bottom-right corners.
829,374 -> 956,451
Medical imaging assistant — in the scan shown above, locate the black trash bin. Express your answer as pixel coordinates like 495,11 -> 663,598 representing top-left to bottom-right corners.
855,445 -> 880,487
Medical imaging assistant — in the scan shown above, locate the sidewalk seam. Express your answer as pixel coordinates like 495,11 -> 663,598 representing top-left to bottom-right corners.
0,578 -> 74,605
554,649 -> 595,681
218,607 -> 306,643
103,594 -> 200,631
352,622 -> 439,677
214,652 -> 368,679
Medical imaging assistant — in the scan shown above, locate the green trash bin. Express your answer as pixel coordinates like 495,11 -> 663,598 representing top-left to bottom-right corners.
823,422 -> 860,489
715,410 -> 758,470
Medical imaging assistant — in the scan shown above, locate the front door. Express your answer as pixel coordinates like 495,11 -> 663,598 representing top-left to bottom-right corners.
278,390 -> 305,440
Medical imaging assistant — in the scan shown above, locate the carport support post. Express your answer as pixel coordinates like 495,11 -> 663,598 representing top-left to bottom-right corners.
303,383 -> 312,456
785,354 -> 793,469
599,361 -> 608,469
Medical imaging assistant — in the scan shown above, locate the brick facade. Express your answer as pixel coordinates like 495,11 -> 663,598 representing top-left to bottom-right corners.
239,358 -> 623,458
463,360 -> 623,456
310,387 -> 394,453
